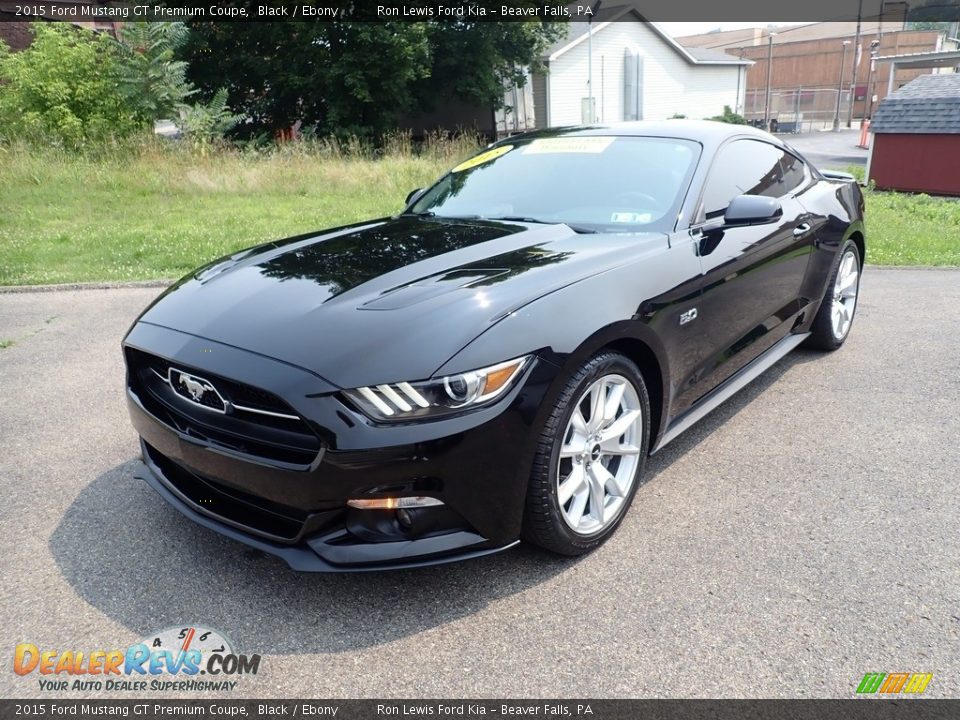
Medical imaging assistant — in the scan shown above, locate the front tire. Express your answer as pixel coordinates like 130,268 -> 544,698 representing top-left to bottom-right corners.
522,352 -> 650,556
805,239 -> 862,351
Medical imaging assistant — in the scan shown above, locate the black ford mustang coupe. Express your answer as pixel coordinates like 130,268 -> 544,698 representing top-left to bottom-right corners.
124,121 -> 865,570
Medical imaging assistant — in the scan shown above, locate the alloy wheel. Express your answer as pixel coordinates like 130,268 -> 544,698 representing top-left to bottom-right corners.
556,374 -> 644,535
831,249 -> 860,340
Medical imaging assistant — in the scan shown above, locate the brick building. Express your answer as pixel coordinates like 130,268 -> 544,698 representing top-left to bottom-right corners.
678,22 -> 958,126
0,1 -> 120,50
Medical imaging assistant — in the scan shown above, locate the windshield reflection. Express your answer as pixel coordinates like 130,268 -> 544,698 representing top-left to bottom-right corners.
412,136 -> 700,233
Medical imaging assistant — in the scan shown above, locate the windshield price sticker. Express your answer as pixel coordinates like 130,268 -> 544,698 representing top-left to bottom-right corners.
522,137 -> 615,154
611,212 -> 653,223
452,145 -> 514,173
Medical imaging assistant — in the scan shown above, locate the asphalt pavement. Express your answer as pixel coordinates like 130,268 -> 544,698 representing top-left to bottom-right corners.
1,268 -> 958,699
782,129 -> 869,172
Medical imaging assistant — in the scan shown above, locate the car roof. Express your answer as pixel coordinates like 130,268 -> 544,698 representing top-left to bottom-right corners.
502,120 -> 783,150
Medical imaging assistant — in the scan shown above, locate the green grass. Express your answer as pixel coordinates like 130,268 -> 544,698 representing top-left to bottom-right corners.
0,137 -> 479,285
859,190 -> 960,265
0,144 -> 957,286
824,164 -> 960,266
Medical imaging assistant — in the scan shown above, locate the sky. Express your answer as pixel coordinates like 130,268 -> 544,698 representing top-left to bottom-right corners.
658,22 -> 810,37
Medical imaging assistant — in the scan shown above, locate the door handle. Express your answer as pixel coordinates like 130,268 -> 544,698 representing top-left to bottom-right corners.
793,223 -> 811,236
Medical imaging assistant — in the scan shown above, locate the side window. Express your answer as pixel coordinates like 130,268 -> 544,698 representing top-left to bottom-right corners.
701,140 -> 786,220
779,151 -> 808,194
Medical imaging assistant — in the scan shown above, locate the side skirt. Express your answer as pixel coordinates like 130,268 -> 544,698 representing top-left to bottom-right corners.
652,332 -> 810,453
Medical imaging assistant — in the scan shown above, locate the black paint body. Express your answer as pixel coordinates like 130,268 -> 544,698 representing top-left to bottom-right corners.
123,121 -> 865,570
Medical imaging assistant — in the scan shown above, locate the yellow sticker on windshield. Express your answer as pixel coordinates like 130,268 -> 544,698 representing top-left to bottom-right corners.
451,145 -> 514,173
522,137 -> 615,154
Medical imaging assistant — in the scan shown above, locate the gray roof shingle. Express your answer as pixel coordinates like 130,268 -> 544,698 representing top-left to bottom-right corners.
871,73 -> 960,135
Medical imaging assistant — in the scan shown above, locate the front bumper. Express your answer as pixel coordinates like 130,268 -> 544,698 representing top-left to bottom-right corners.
134,444 -> 518,571
124,322 -> 559,571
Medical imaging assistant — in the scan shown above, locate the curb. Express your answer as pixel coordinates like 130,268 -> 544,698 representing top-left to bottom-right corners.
863,264 -> 960,271
0,279 -> 174,294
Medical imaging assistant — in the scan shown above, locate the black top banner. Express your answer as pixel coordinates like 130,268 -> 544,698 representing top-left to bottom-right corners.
0,0 -> 958,23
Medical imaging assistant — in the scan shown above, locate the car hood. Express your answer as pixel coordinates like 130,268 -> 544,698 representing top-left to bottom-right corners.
136,216 -> 666,388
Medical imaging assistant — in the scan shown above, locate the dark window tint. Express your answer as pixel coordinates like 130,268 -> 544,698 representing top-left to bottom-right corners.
779,152 -> 807,194
701,140 -> 786,219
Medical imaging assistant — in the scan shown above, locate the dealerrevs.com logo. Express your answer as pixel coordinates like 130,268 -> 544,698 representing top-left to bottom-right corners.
14,626 -> 261,693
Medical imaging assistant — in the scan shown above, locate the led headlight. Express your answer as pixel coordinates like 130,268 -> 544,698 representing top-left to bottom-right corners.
343,355 -> 531,422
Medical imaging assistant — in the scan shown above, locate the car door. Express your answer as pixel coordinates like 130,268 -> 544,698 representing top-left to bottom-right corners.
674,138 -> 815,412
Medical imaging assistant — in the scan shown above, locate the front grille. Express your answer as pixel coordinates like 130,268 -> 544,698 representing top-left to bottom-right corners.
148,354 -> 295,417
146,442 -> 307,540
127,348 -> 322,467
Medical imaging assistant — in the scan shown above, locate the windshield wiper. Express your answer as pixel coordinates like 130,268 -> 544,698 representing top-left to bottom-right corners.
402,211 -> 486,221
485,216 -> 597,234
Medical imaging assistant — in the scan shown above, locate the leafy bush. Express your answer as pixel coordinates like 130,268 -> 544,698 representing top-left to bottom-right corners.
178,88 -> 245,145
112,23 -> 244,147
0,22 -> 244,151
705,105 -> 749,125
113,22 -> 195,124
0,24 -> 136,148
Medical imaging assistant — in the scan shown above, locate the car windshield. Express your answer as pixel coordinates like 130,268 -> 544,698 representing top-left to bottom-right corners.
410,135 -> 701,233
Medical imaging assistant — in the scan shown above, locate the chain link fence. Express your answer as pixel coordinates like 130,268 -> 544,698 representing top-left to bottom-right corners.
744,87 -> 852,133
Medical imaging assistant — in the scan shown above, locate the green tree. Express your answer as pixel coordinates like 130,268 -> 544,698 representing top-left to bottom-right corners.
905,1 -> 960,24
904,21 -> 954,31
411,21 -> 563,114
180,22 -> 431,138
113,22 -> 195,123
179,13 -> 565,139
0,23 -> 135,148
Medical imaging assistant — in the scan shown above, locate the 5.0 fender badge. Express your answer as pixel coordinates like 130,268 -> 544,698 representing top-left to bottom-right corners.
679,308 -> 699,326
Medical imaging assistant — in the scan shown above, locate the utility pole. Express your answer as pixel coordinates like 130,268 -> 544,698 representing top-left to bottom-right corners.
834,40 -> 851,131
846,0 -> 864,127
763,32 -> 776,130
586,0 -> 602,123
865,39 -> 881,119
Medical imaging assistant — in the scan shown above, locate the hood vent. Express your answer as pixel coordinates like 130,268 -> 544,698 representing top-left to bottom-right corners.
359,268 -> 509,311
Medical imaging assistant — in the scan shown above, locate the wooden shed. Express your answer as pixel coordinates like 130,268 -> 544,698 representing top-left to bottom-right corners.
867,73 -> 960,196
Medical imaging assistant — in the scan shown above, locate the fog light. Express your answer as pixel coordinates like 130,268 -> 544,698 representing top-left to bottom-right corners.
347,496 -> 444,510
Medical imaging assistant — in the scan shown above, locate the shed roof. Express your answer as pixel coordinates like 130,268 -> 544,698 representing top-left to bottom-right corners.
871,73 -> 960,135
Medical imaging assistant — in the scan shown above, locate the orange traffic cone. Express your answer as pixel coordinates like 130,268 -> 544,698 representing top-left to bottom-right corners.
857,119 -> 871,149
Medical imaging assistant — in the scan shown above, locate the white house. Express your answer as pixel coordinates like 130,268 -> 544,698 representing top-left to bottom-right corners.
532,6 -> 752,128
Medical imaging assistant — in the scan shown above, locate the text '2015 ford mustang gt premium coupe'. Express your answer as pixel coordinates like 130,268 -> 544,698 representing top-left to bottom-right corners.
123,121 -> 865,571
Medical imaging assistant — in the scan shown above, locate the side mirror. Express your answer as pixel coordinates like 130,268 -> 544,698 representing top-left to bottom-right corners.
723,195 -> 782,226
405,188 -> 424,206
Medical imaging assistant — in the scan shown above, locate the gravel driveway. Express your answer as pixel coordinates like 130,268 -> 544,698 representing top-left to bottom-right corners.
1,268 -> 957,699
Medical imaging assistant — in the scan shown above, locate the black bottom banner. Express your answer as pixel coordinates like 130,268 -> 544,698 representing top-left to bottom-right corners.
2,700 -> 959,720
